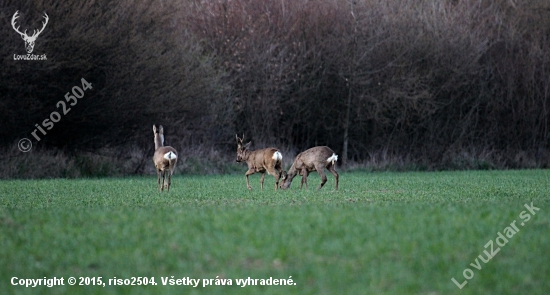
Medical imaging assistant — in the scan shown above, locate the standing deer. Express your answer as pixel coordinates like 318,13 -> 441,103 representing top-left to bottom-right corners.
153,125 -> 178,192
280,146 -> 339,190
236,135 -> 283,190
11,11 -> 49,54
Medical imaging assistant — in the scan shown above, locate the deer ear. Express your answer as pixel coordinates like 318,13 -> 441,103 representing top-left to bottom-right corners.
159,125 -> 164,134
153,125 -> 157,133
244,141 -> 251,149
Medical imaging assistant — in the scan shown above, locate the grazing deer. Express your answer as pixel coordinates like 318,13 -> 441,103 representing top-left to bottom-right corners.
236,135 -> 283,190
11,11 -> 49,54
153,125 -> 178,192
280,146 -> 339,190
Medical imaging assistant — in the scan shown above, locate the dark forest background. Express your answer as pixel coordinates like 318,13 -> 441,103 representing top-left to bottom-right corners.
1,0 -> 550,178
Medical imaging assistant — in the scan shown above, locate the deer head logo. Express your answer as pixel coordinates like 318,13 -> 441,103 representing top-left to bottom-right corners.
11,11 -> 49,54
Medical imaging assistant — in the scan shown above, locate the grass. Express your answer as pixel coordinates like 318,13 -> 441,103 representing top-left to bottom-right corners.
0,170 -> 549,295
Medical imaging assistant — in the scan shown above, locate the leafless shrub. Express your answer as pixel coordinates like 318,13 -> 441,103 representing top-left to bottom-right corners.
2,0 -> 549,178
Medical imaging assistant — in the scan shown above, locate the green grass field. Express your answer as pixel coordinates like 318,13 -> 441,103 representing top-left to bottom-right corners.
1,170 -> 549,295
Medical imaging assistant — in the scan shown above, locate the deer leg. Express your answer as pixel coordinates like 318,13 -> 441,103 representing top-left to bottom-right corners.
245,169 -> 255,190
317,167 -> 328,190
275,162 -> 282,190
260,172 -> 266,190
274,171 -> 280,191
157,170 -> 162,191
245,175 -> 252,190
328,164 -> 339,190
300,168 -> 309,189
167,171 -> 171,192
266,167 -> 280,190
161,170 -> 166,192
163,170 -> 168,192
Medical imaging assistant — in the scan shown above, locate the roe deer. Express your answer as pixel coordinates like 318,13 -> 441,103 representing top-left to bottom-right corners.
236,134 -> 283,190
280,146 -> 339,190
153,125 -> 178,192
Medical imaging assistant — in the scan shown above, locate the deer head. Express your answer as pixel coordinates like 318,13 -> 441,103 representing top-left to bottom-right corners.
11,11 -> 49,54
153,125 -> 165,150
235,134 -> 251,162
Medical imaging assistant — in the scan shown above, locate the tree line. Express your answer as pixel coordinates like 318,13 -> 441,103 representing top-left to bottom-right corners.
1,0 -> 549,177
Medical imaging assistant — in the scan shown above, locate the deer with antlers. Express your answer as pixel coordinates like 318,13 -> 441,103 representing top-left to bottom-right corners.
280,146 -> 339,190
236,135 -> 283,190
11,11 -> 49,54
153,125 -> 178,192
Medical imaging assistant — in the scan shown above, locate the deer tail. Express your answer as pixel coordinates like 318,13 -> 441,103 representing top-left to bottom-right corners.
164,151 -> 177,160
272,151 -> 283,162
327,153 -> 338,165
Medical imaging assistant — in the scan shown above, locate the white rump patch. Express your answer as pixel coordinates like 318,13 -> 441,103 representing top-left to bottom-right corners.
327,153 -> 338,164
272,151 -> 283,161
164,151 -> 177,160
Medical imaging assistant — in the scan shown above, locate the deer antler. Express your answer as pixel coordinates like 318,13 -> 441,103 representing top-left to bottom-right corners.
236,134 -> 245,144
11,11 -> 49,38
31,12 -> 49,38
11,11 -> 25,36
